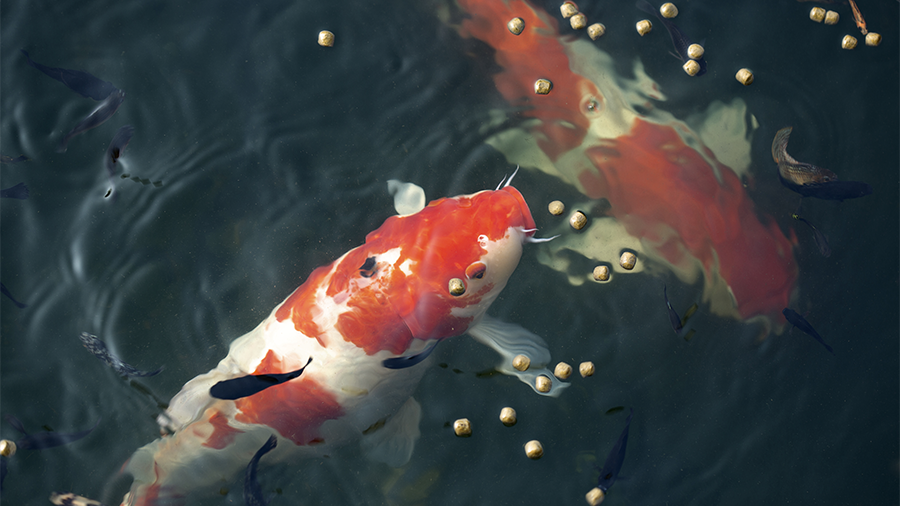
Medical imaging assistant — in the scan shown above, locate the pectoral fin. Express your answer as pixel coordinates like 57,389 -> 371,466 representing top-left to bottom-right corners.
467,316 -> 569,397
361,397 -> 422,467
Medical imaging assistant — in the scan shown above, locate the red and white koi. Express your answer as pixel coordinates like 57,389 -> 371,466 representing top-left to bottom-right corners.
120,174 -> 566,505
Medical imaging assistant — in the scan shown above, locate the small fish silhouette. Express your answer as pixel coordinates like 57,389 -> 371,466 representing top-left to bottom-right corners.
79,332 -> 163,378
210,358 -> 313,400
244,435 -> 278,506
21,49 -> 117,101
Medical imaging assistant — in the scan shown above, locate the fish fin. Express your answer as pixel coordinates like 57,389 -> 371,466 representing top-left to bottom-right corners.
467,315 -> 569,397
158,370 -> 224,432
387,180 -> 426,216
360,397 -> 421,467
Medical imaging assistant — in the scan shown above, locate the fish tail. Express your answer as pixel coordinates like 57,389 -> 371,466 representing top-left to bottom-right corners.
771,127 -> 795,164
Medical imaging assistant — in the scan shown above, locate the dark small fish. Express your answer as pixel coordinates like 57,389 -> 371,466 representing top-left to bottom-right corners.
210,358 -> 312,401
0,155 -> 30,164
79,332 -> 163,378
605,406 -> 625,416
0,183 -> 28,199
772,127 -> 837,185
791,214 -> 831,258
663,285 -> 683,333
636,0 -> 707,76
596,408 -> 634,493
383,341 -> 439,369
783,308 -> 833,354
57,89 -> 126,153
104,125 -> 134,197
0,282 -> 27,308
21,50 -> 117,101
244,435 -> 278,506
49,491 -> 108,506
5,415 -> 100,451
105,125 -> 134,177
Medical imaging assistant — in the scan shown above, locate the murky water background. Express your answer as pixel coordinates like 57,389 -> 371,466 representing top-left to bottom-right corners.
1,0 -> 898,505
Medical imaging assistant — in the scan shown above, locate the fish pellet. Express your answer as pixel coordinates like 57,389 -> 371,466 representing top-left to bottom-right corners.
512,354 -> 531,371
508,17 -> 525,35
660,3 -> 678,18
588,23 -> 606,40
0,439 -> 15,457
560,1 -> 578,18
548,200 -> 565,215
683,60 -> 700,76
534,79 -> 553,95
554,362 -> 573,379
535,375 -> 552,393
585,487 -> 606,505
317,30 -> 334,47
636,19 -> 652,36
592,265 -> 609,282
809,7 -> 825,22
824,10 -> 839,25
865,33 -> 882,46
453,418 -> 472,437
619,251 -> 637,270
569,210 -> 588,230
579,361 -> 595,377
735,68 -> 754,85
842,35 -> 858,49
524,440 -> 544,459
500,407 -> 517,426
570,13 -> 587,30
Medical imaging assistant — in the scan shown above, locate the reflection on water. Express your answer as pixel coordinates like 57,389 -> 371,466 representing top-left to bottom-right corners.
1,0 -> 897,505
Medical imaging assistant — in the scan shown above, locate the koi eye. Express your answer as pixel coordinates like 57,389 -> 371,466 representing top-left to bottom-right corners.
465,261 -> 486,280
359,257 -> 377,278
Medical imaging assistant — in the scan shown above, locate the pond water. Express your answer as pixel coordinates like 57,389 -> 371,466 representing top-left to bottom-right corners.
1,0 -> 898,505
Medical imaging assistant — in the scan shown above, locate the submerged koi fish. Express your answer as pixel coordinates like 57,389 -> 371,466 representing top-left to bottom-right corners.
120,176 -> 566,505
452,0 -> 797,322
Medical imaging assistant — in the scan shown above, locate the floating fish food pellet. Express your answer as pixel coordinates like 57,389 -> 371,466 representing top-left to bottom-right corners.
579,361 -> 595,377
592,265 -> 610,282
842,35 -> 858,49
0,439 -> 16,457
735,68 -> 754,85
317,30 -> 334,47
500,407 -> 517,426
569,210 -> 588,230
683,60 -> 700,76
548,200 -> 565,215
524,440 -> 544,459
554,362 -> 573,379
448,278 -> 465,296
660,2 -> 678,18
687,43 -> 704,59
453,418 -> 472,437
560,1 -> 578,18
865,33 -> 882,46
535,374 -> 552,393
570,13 -> 587,30
824,10 -> 839,25
809,7 -> 825,22
636,19 -> 652,36
512,354 -> 531,371
619,251 -> 637,270
585,486 -> 606,505
588,23 -> 606,40
508,17 -> 525,35
534,78 -> 553,95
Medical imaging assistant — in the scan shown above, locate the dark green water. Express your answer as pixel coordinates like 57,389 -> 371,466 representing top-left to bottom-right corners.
1,0 -> 897,505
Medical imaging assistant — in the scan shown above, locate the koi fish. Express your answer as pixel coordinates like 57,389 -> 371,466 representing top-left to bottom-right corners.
244,435 -> 277,506
636,0 -> 707,76
783,308 -> 833,354
57,89 -> 126,153
79,332 -> 163,378
452,0 -> 797,323
791,214 -> 831,258
120,176 -> 567,505
21,50 -> 117,101
772,127 -> 872,201
0,183 -> 28,199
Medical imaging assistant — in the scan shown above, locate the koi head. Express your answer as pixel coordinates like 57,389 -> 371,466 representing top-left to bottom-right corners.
276,182 -> 539,356
362,184 -> 537,343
